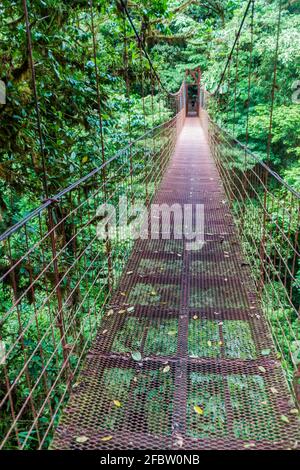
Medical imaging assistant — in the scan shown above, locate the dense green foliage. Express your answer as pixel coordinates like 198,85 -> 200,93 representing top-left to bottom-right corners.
1,0 -> 299,229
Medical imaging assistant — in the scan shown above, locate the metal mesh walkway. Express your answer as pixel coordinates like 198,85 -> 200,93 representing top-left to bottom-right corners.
51,117 -> 299,450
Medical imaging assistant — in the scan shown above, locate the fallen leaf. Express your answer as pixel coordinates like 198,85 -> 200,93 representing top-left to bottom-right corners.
218,341 -> 223,346
82,156 -> 88,164
113,400 -> 122,407
75,436 -> 89,443
194,405 -> 204,415
127,306 -> 135,313
270,387 -> 278,394
261,349 -> 271,356
244,443 -> 255,448
193,315 -> 198,320
150,291 -> 157,296
207,340 -> 212,347
118,309 -> 126,314
174,434 -> 184,448
127,271 -> 133,275
102,329 -> 108,335
100,436 -> 113,442
120,292 -> 126,296
167,330 -> 177,336
280,415 -> 289,424
131,351 -> 142,361
163,365 -> 170,373
107,309 -> 114,316
258,366 -> 266,373
290,409 -> 299,414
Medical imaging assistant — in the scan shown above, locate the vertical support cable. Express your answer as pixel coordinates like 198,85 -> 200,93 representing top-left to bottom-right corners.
241,0 -> 255,237
89,0 -> 113,292
139,43 -> 150,206
23,0 -> 72,393
22,0 -> 49,198
232,36 -> 239,135
245,0 -> 255,145
123,13 -> 134,203
260,0 -> 282,295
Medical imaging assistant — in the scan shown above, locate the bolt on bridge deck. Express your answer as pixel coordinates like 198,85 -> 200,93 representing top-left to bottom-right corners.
51,117 -> 299,450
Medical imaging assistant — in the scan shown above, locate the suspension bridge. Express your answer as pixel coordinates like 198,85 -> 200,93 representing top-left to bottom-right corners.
0,0 -> 299,450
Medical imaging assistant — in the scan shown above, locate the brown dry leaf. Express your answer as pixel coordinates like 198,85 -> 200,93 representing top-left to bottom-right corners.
102,329 -> 108,335
100,435 -> 113,442
174,434 -> 184,448
258,366 -> 266,373
75,436 -> 89,443
290,409 -> 298,414
118,309 -> 126,314
107,309 -> 114,316
127,271 -> 133,275
163,365 -> 170,374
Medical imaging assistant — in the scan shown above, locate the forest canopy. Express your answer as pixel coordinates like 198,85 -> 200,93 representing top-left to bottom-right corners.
0,0 -> 299,232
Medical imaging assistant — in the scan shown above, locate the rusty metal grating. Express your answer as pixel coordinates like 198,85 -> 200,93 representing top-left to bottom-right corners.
51,118 -> 300,450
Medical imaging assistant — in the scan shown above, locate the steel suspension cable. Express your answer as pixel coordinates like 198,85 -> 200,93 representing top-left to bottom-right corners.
245,0 -> 255,145
266,0 -> 283,162
22,0 -> 49,198
89,0 -> 113,291
122,13 -> 134,202
232,35 -> 240,135
215,0 -> 253,95
119,0 -> 171,96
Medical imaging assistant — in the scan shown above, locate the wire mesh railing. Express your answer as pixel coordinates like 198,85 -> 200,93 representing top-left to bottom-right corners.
0,90 -> 186,449
205,113 -> 300,400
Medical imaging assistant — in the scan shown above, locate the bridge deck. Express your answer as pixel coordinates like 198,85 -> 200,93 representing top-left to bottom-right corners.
52,117 -> 299,450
